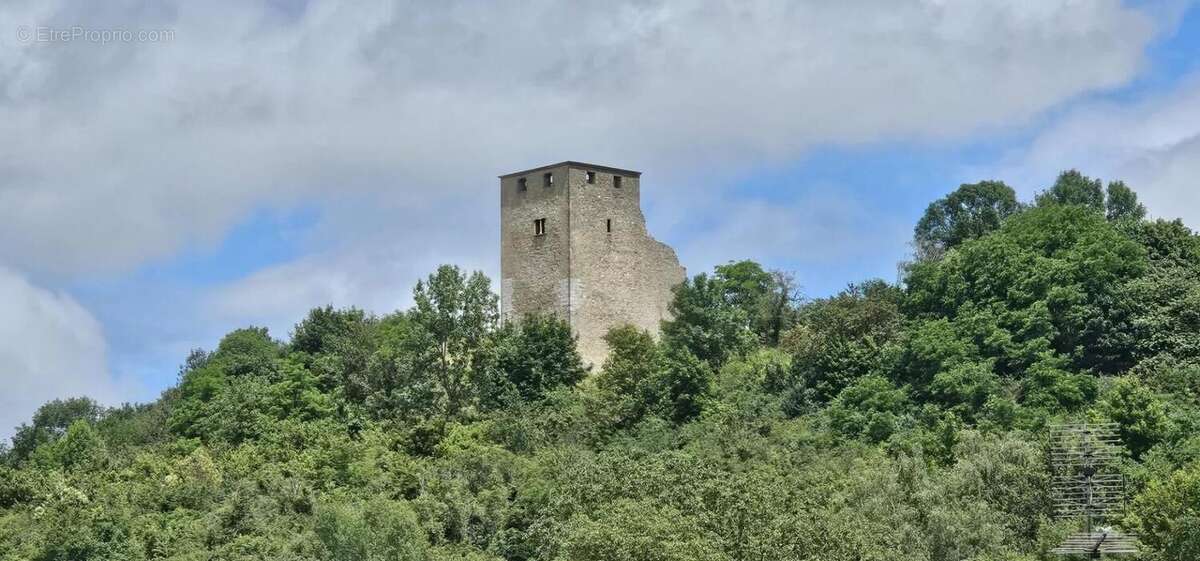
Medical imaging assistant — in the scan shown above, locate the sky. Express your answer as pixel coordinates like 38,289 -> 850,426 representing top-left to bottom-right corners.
2,0 -> 1200,438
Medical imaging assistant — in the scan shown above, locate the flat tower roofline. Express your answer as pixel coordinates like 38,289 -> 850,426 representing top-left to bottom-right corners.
498,161 -> 642,179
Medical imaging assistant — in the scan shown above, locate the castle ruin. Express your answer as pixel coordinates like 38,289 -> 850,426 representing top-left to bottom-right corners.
499,162 -> 686,368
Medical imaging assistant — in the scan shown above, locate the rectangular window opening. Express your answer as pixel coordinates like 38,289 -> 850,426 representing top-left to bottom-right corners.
534,218 -> 546,236
518,177 -> 527,191
586,171 -> 596,184
543,172 -> 553,187
613,175 -> 623,188
606,218 -> 612,233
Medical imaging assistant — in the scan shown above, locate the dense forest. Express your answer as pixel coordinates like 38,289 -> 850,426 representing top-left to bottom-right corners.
4,171 -> 1200,560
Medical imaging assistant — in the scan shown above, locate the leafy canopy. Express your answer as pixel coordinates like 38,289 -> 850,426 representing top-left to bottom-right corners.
3,172 -> 1200,561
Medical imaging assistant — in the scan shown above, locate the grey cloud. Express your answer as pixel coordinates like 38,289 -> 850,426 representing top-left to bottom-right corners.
207,191 -> 498,338
674,191 -> 911,275
999,72 -> 1200,225
0,0 -> 1159,276
0,267 -> 123,439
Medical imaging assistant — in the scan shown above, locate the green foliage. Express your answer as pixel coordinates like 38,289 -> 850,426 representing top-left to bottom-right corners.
481,314 -> 587,409
6,177 -> 1200,560
1036,170 -> 1147,224
22,484 -> 142,561
275,357 -> 337,422
163,445 -> 225,510
1128,217 -> 1200,267
1096,376 -> 1170,459
168,363 -> 228,437
556,499 -> 722,561
363,312 -> 437,424
713,260 -> 773,320
914,180 -> 1020,259
1035,169 -> 1105,212
660,272 -> 757,367
1130,461 -> 1200,558
596,325 -> 660,421
826,375 -> 911,442
1106,180 -> 1146,221
760,271 -> 803,346
95,401 -> 171,450
407,265 -> 499,420
928,360 -> 1001,421
0,465 -> 33,508
1161,518 -> 1200,561
712,260 -> 800,344
785,280 -> 903,404
598,326 -> 713,428
292,306 -> 379,400
655,348 -> 712,425
905,204 -> 1146,378
29,420 -> 107,470
292,306 -> 371,356
315,498 -> 428,561
1020,353 -> 1096,411
894,317 -> 973,386
7,397 -> 102,465
169,355 -> 334,444
211,326 -> 280,377
1123,219 -> 1200,363
945,431 -> 1050,543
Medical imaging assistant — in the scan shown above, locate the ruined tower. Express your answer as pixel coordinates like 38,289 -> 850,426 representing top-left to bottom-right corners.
499,162 -> 686,368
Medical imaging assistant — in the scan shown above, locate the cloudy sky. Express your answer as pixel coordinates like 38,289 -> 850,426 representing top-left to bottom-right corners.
2,0 -> 1200,436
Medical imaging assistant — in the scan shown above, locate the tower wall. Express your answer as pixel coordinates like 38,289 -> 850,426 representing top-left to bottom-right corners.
500,163 -> 572,324
499,162 -> 685,369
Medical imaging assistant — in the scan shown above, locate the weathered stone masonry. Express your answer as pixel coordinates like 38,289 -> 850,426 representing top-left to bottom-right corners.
499,161 -> 686,368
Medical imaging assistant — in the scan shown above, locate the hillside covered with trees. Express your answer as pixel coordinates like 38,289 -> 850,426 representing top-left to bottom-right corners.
3,171 -> 1200,560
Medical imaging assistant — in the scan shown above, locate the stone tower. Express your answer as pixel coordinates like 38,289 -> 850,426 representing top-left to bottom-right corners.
499,161 -> 686,368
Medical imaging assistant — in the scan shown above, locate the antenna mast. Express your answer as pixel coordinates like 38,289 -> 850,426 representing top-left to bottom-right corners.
1048,423 -> 1139,559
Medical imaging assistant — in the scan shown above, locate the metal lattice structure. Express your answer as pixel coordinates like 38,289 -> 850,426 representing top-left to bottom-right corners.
1048,423 -> 1140,559
1051,532 -> 1140,557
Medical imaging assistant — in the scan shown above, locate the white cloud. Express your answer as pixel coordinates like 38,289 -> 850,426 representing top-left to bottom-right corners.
997,72 -> 1200,225
209,250 -> 418,339
675,192 -> 910,274
208,193 -> 499,338
0,0 -> 1176,396
0,267 -> 123,438
0,0 -> 1160,278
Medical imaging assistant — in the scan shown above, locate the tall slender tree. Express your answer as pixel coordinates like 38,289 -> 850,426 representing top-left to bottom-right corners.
407,265 -> 498,419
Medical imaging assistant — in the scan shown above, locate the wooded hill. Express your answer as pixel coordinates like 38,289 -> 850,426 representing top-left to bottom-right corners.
3,171 -> 1199,560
